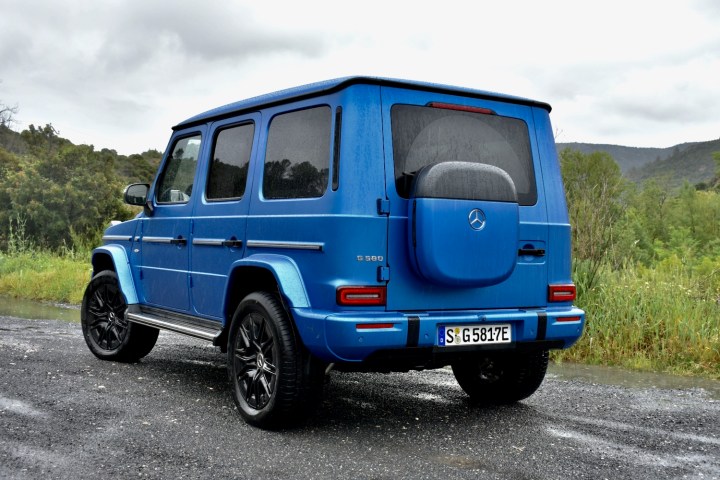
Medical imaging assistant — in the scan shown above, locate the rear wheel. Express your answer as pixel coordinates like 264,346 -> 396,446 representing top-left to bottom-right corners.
81,270 -> 159,362
227,292 -> 324,429
451,350 -> 549,404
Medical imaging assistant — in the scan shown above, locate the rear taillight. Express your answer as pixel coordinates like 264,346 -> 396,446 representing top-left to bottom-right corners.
356,323 -> 395,330
548,284 -> 576,302
427,102 -> 496,115
336,286 -> 387,306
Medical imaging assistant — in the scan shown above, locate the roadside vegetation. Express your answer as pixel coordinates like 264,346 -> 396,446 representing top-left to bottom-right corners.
0,248 -> 89,305
0,113 -> 156,304
553,149 -> 720,379
0,104 -> 719,378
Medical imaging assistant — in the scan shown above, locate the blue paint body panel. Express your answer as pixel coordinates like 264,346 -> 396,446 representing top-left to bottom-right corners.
94,76 -> 585,365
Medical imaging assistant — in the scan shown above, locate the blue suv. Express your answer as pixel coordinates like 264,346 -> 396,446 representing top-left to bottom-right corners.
81,77 -> 585,428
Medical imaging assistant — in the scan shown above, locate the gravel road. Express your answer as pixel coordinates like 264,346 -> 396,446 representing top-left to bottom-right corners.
1,315 -> 718,480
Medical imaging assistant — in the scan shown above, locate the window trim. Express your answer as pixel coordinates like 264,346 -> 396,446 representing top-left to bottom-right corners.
332,106 -> 342,191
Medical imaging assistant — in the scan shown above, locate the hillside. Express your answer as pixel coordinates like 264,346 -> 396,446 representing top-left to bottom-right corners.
558,139 -> 720,188
556,142 -> 695,173
625,138 -> 720,187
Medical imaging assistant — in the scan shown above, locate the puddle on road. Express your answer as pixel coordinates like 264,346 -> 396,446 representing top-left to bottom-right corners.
549,362 -> 720,400
0,295 -> 80,323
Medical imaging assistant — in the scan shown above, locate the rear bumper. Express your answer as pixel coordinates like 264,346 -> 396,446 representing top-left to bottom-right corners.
292,306 -> 585,364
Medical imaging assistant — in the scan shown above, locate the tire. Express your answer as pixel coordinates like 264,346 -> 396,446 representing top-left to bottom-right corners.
81,270 -> 159,362
227,292 -> 325,429
451,349 -> 549,404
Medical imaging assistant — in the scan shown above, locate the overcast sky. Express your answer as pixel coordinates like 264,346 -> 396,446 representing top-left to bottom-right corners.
1,0 -> 718,155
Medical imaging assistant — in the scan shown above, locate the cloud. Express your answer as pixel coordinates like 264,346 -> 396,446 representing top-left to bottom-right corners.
0,1 -> 333,152
1,0 -> 719,153
0,2 -> 327,88
94,3 -> 326,71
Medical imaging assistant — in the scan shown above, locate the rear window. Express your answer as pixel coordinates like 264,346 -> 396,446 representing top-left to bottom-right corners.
391,104 -> 537,205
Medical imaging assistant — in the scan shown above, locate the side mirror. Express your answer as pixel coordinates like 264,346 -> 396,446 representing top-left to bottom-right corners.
123,183 -> 150,206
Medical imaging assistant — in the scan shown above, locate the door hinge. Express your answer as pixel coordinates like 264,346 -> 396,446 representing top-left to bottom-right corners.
377,266 -> 390,282
377,198 -> 390,216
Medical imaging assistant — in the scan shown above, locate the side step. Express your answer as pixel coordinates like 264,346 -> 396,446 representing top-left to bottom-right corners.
126,306 -> 223,344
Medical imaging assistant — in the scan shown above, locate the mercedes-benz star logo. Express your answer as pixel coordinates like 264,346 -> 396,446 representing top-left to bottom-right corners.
468,208 -> 486,231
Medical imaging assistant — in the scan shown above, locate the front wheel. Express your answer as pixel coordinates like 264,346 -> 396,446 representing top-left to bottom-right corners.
81,270 -> 159,362
227,292 -> 324,429
451,349 -> 549,404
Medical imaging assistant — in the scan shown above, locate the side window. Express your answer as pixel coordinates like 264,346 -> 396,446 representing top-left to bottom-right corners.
156,135 -> 201,204
263,106 -> 331,199
206,123 -> 254,200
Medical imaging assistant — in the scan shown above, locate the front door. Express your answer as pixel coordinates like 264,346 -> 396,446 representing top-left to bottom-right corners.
139,133 -> 203,312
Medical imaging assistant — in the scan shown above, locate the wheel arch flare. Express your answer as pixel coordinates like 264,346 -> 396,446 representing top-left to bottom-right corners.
91,245 -> 139,305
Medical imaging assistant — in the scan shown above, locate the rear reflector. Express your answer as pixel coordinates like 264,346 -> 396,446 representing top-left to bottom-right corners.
556,316 -> 582,323
427,102 -> 496,115
337,286 -> 387,306
548,284 -> 577,302
356,323 -> 395,330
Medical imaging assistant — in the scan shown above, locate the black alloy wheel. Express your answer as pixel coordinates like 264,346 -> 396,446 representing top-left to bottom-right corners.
81,270 -> 158,362
85,277 -> 129,351
233,310 -> 278,410
228,292 -> 325,429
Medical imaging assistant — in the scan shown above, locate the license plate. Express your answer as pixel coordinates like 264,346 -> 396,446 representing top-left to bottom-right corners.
438,324 -> 512,347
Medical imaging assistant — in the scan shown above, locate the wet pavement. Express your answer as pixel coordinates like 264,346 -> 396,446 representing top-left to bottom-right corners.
0,313 -> 719,479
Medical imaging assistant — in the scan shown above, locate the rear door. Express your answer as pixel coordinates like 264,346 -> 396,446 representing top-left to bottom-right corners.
190,114 -> 260,319
381,87 -> 548,311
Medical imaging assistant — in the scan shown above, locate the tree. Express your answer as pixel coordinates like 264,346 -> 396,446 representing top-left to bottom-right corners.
560,149 -> 626,289
713,151 -> 720,189
20,123 -> 68,158
0,101 -> 18,129
0,142 -> 132,250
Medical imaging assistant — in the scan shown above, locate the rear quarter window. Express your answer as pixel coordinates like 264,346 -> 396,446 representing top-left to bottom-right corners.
263,106 -> 331,200
391,104 -> 537,205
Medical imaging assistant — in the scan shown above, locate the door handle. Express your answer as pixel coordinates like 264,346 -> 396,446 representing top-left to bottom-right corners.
518,248 -> 545,257
221,239 -> 243,248
170,236 -> 187,246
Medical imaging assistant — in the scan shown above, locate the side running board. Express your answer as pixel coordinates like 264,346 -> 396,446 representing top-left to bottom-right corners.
126,306 -> 223,344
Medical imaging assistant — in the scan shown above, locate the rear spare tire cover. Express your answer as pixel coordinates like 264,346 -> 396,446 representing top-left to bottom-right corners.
408,162 -> 519,287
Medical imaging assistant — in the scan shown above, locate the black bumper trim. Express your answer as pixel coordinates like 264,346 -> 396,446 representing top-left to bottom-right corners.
407,316 -> 420,347
537,312 -> 547,341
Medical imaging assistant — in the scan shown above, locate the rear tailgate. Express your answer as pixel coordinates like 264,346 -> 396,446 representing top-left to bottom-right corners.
381,86 -> 549,311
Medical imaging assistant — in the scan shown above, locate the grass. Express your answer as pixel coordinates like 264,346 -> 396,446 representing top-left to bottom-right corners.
553,259 -> 720,380
0,250 -> 90,305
